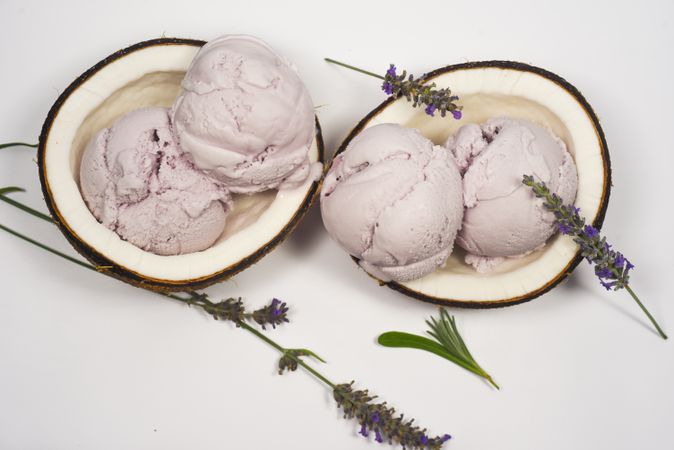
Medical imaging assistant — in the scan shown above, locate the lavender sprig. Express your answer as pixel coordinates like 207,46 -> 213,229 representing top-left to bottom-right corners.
325,58 -> 462,119
334,382 -> 451,449
0,180 -> 453,448
185,292 -> 289,329
252,298 -> 289,329
523,175 -> 667,340
382,65 -> 462,119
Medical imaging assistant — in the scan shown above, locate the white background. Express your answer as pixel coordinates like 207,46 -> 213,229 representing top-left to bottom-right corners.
1,1 -> 673,449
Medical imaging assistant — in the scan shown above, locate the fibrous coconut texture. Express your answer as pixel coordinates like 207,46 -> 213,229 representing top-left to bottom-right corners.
79,35 -> 316,256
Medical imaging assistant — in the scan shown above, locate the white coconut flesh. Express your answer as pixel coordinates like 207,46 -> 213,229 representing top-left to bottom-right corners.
356,65 -> 607,304
42,42 -> 321,283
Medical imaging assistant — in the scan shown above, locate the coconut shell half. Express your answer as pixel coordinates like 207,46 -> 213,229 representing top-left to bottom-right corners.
38,38 -> 324,292
335,61 -> 611,308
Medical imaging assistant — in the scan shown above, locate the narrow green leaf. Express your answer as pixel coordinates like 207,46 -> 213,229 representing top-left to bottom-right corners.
378,331 -> 484,378
379,310 -> 500,390
0,186 -> 54,223
0,186 -> 25,195
0,142 -> 38,150
294,348 -> 327,363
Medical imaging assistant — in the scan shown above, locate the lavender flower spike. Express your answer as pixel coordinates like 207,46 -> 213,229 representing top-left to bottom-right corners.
381,63 -> 462,119
522,175 -> 667,340
252,298 -> 289,329
324,58 -> 462,119
334,382 -> 451,449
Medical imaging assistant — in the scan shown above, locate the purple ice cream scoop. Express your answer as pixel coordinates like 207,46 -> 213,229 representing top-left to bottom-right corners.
79,107 -> 232,256
321,124 -> 464,282
171,35 -> 316,194
445,118 -> 578,272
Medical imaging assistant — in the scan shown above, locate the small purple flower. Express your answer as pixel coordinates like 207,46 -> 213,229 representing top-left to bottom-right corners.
419,435 -> 429,445
626,260 -> 635,270
596,267 -> 613,279
371,412 -> 380,423
359,424 -> 368,437
375,430 -> 383,443
583,225 -> 599,239
386,64 -> 397,78
600,280 -> 618,290
452,109 -> 462,120
442,434 -> 452,442
558,223 -> 572,235
252,298 -> 289,329
614,253 -> 625,269
382,82 -> 393,95
425,104 -> 437,116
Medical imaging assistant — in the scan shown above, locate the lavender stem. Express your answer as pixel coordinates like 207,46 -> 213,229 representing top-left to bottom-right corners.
625,285 -> 668,339
324,58 -> 385,80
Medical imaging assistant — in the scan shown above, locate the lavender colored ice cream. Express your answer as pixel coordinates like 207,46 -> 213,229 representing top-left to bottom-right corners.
79,107 -> 232,256
171,35 -> 316,194
321,124 -> 464,282
445,118 -> 578,272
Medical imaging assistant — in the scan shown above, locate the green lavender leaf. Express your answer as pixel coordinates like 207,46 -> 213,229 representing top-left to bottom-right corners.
0,186 -> 25,195
378,310 -> 499,389
0,186 -> 54,223
0,142 -> 37,150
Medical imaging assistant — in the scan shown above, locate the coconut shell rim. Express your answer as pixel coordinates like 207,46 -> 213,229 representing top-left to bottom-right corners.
335,60 -> 612,309
37,37 -> 325,292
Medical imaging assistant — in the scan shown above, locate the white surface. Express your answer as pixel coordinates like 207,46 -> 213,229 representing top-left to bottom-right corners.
1,1 -> 672,449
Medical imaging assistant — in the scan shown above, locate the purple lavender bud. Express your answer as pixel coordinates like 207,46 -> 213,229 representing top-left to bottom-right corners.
382,82 -> 393,95
252,298 -> 289,329
596,267 -> 613,279
386,64 -> 397,77
600,280 -> 617,290
425,104 -> 437,116
371,412 -> 380,424
359,424 -> 368,437
558,223 -> 572,235
626,260 -> 635,270
375,430 -> 383,443
584,225 -> 599,239
419,435 -> 429,445
614,253 -> 625,269
452,109 -> 462,120
442,434 -> 452,442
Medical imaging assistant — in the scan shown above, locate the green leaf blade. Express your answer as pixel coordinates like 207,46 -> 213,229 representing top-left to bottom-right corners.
378,331 -> 485,378
379,309 -> 500,390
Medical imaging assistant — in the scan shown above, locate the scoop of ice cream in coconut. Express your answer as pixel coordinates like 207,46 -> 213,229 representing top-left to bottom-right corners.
445,117 -> 578,272
79,107 -> 232,255
171,34 -> 316,194
321,123 -> 464,282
